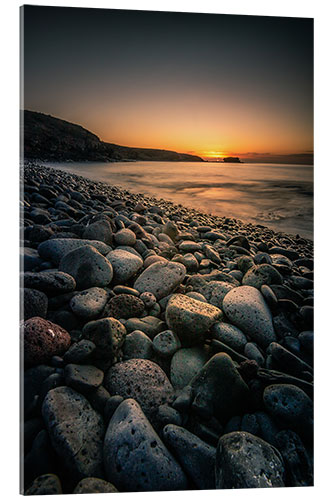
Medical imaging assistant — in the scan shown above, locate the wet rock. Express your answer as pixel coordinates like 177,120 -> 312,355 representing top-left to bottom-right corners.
223,286 -> 276,347
24,317 -> 71,366
104,358 -> 174,423
42,387 -> 105,480
59,245 -> 113,290
134,261 -> 186,300
163,424 -> 216,489
103,399 -> 188,491
166,294 -> 222,345
216,431 -> 285,488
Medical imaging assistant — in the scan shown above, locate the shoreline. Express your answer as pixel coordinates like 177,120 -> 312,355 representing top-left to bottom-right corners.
21,160 -> 313,493
25,161 -> 314,249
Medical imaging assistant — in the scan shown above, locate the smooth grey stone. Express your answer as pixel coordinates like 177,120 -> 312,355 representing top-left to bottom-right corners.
134,261 -> 186,300
122,330 -> 154,360
38,238 -> 111,265
211,322 -> 247,352
42,387 -> 104,480
185,291 -> 207,303
59,245 -> 113,290
153,330 -> 181,358
170,346 -> 211,390
178,240 -> 202,253
240,413 -> 260,435
216,431 -> 285,488
103,399 -> 188,491
166,294 -> 222,345
70,287 -> 109,318
114,285 -> 140,297
223,286 -> 276,348
106,248 -> 143,284
163,424 -> 216,489
23,271 -> 76,294
156,405 -> 182,428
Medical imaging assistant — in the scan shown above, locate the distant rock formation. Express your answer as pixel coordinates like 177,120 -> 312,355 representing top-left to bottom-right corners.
223,157 -> 242,163
22,110 -> 204,163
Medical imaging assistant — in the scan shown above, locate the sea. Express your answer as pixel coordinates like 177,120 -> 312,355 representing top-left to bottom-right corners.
42,161 -> 314,240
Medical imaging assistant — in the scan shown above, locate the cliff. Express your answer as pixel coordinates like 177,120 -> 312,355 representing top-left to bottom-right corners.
22,111 -> 203,162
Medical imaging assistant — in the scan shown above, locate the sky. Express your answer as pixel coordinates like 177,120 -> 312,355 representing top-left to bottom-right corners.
23,6 -> 313,162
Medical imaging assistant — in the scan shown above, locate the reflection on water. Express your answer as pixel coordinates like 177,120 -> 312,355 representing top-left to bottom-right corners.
42,161 -> 313,239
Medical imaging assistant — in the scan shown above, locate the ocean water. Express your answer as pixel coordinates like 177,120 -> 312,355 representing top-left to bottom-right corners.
43,161 -> 313,240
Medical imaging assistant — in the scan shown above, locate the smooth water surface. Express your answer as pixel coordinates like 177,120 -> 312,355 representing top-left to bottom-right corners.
43,161 -> 313,239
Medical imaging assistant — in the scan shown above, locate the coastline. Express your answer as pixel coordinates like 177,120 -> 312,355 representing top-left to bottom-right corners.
21,160 -> 313,493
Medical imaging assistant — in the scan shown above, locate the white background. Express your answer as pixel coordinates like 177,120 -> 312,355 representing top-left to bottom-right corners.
0,0 -> 331,498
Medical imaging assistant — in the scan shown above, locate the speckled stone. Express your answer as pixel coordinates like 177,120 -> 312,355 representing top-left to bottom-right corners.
70,287 -> 109,318
38,238 -> 111,265
223,286 -> 276,347
24,317 -> 71,366
106,248 -> 143,284
134,261 -> 186,300
166,294 -> 222,345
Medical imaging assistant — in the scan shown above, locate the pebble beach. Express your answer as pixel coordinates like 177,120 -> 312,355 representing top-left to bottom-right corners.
21,162 -> 314,494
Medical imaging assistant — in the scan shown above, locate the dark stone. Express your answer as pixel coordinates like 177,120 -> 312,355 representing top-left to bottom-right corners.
23,288 -> 48,320
24,317 -> 71,366
25,474 -> 62,495
23,271 -> 76,295
63,339 -> 96,364
275,430 -> 313,486
64,364 -> 104,393
216,431 -> 285,488
103,293 -> 145,320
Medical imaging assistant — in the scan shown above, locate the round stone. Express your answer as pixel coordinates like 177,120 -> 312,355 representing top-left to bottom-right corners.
82,318 -> 126,360
103,294 -> 145,320
242,264 -> 283,289
122,330 -> 154,360
153,330 -> 181,358
24,317 -> 71,366
170,346 -> 211,390
134,261 -> 186,300
23,271 -> 76,295
211,322 -> 247,352
165,294 -> 222,345
114,228 -> 137,246
223,286 -> 276,347
104,359 -> 174,423
59,245 -> 113,290
106,248 -> 143,284
64,364 -> 104,393
70,287 -> 109,318
73,478 -> 118,494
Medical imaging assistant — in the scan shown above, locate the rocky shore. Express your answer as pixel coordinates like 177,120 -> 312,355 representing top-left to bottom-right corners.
21,162 -> 314,494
